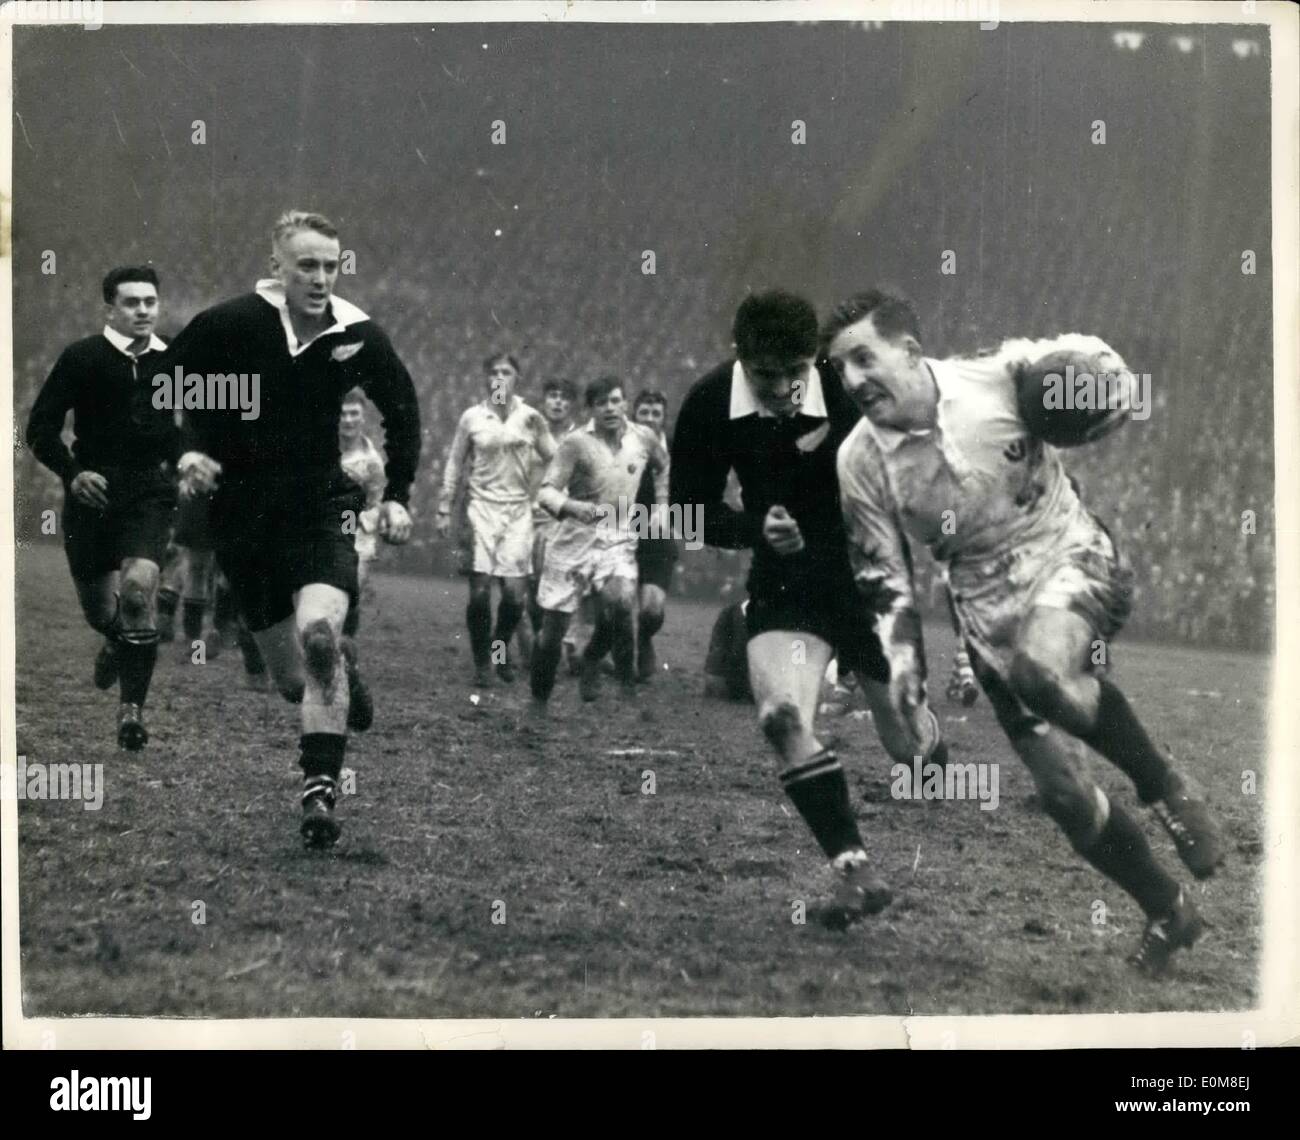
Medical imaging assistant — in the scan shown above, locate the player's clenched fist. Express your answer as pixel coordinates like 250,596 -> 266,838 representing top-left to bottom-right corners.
70,470 -> 110,510
379,500 -> 413,544
763,505 -> 805,555
177,451 -> 223,498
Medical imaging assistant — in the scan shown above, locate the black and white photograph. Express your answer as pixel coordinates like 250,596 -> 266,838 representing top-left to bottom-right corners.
2,0 -> 1296,1054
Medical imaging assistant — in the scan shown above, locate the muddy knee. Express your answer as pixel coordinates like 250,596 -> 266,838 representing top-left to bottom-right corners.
1038,775 -> 1106,850
1008,652 -> 1066,721
759,698 -> 803,749
117,577 -> 155,632
301,618 -> 339,686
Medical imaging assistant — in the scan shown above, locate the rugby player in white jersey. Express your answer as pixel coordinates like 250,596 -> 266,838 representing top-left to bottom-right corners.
521,377 -> 578,667
436,354 -> 556,687
339,390 -> 387,637
827,288 -> 1225,975
529,376 -> 668,706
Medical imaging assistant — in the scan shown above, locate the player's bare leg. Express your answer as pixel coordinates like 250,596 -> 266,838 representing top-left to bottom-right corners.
636,583 -> 666,683
748,631 -> 891,928
563,593 -> 595,675
1010,606 -> 1224,879
974,650 -> 1206,974
111,557 -> 162,750
253,585 -> 354,848
492,575 -> 528,683
180,547 -> 217,657
466,571 -> 495,687
157,544 -> 183,642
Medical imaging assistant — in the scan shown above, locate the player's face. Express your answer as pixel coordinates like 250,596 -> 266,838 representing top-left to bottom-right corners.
271,229 -> 341,321
591,387 -> 627,433
828,316 -> 934,430
543,389 -> 572,425
634,401 -> 666,433
339,402 -> 364,440
739,354 -> 816,419
487,359 -> 519,405
105,281 -> 159,343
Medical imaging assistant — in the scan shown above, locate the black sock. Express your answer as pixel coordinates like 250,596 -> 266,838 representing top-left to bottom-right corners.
493,595 -> 524,658
584,612 -> 613,663
236,625 -> 265,675
611,607 -> 636,684
530,633 -> 565,701
212,585 -> 239,637
116,632 -> 159,706
779,749 -> 865,860
342,604 -> 360,638
639,608 -> 664,643
467,595 -> 492,667
1081,681 -> 1173,803
299,733 -> 347,782
157,588 -> 179,620
1076,803 -> 1180,917
182,600 -> 206,641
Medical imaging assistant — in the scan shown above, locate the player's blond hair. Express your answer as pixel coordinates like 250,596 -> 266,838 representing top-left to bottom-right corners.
271,210 -> 339,254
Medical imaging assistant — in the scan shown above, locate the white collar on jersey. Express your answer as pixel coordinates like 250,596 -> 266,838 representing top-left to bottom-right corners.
865,358 -> 952,452
478,394 -> 525,418
102,324 -> 167,357
255,278 -> 369,358
728,360 -> 827,420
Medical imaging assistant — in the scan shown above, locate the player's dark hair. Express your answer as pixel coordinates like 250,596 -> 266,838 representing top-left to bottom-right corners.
821,289 -> 922,351
543,377 -> 578,402
585,375 -> 624,408
272,210 -> 339,250
634,389 -> 668,413
483,351 -> 521,376
732,290 -> 819,362
341,386 -> 366,408
102,265 -> 159,304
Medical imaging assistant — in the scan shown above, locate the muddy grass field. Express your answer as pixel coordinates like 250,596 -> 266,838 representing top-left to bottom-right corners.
14,544 -> 1266,1020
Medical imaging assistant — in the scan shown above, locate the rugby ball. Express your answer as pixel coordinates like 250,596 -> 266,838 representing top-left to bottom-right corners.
1015,350 -> 1134,448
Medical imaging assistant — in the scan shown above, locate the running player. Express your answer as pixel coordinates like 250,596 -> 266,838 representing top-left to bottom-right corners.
529,376 -> 668,706
26,266 -> 177,749
629,389 -> 678,682
435,354 -> 555,687
670,290 -> 947,929
522,377 -> 578,665
825,287 -> 1224,974
165,210 -> 421,849
339,389 -> 387,637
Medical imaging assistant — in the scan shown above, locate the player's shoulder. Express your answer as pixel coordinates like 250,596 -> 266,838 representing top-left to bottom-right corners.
836,415 -> 880,472
63,333 -> 111,361
681,361 -> 735,411
628,421 -> 659,447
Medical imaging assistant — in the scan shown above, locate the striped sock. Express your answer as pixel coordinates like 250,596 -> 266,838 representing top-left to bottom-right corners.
779,749 -> 864,860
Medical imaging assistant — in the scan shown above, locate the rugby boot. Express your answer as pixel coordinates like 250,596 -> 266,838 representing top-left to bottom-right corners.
813,860 -> 893,931
1129,886 -> 1207,978
116,702 -> 148,751
1151,771 -> 1225,880
300,775 -> 341,850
